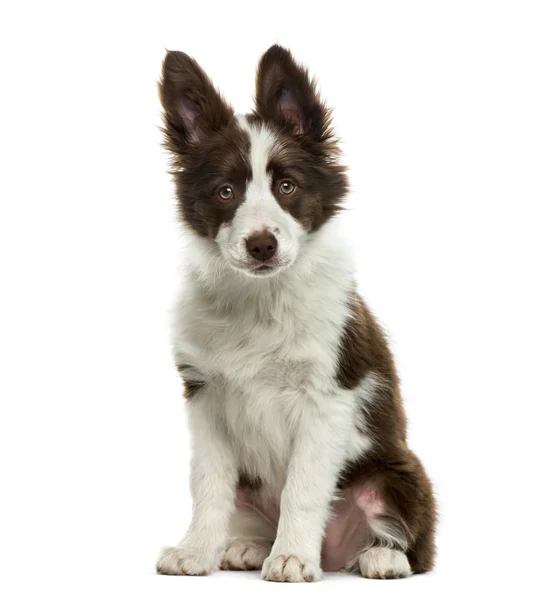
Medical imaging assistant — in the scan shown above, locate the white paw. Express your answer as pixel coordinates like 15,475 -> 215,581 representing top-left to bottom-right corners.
156,545 -> 215,576
358,547 -> 412,579
221,538 -> 271,570
261,553 -> 321,582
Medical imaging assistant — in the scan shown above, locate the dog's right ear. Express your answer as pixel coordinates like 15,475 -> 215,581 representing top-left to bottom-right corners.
159,51 -> 233,161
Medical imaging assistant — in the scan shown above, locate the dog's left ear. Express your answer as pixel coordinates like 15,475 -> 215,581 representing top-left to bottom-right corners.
254,45 -> 331,143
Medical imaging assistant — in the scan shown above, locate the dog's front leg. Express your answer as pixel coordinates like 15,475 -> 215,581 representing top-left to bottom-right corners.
156,394 -> 237,575
261,392 -> 354,582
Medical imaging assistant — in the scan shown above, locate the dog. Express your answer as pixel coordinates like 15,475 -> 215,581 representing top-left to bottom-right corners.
155,45 -> 436,582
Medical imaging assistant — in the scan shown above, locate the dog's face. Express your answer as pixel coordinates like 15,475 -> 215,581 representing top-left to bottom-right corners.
159,45 -> 348,277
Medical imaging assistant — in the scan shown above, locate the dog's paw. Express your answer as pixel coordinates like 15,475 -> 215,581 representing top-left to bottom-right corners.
156,545 -> 215,576
357,548 -> 412,579
261,553 -> 321,582
221,538 -> 271,570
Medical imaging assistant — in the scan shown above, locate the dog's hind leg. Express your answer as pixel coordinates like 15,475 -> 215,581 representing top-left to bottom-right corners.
345,449 -> 436,578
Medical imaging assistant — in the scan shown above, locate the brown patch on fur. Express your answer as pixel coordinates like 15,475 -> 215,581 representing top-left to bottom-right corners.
252,45 -> 348,231
159,51 -> 251,237
336,293 -> 396,391
266,141 -> 348,231
336,292 -> 437,573
172,127 -> 250,238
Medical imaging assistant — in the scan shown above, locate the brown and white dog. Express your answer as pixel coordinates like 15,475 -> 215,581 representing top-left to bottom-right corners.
156,45 -> 436,582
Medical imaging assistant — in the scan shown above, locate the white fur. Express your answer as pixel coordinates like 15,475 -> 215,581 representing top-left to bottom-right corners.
357,548 -> 412,579
221,539 -> 271,571
215,119 -> 304,276
368,513 -> 410,553
159,120 -> 381,580
262,554 -> 321,582
157,393 -> 239,575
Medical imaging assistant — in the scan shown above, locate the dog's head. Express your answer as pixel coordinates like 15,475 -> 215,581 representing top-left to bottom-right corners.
159,45 -> 348,277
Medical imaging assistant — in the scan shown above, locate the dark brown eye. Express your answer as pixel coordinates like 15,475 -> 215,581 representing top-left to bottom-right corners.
279,180 -> 296,195
218,185 -> 234,201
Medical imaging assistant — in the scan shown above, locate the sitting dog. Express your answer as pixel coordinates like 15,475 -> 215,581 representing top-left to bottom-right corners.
156,45 -> 436,582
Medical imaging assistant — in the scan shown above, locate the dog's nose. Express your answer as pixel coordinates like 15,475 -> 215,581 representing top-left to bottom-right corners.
245,231 -> 278,262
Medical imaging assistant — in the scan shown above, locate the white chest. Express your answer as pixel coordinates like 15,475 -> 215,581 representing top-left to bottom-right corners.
172,238 -> 360,484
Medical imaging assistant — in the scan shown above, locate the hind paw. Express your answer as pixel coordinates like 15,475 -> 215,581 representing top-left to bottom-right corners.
357,548 -> 412,579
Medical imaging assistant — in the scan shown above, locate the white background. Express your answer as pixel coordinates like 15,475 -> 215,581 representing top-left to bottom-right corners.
1,1 -> 547,598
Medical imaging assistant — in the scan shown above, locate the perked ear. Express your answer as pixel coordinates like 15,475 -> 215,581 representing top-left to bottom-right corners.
255,45 -> 332,142
159,51 -> 233,158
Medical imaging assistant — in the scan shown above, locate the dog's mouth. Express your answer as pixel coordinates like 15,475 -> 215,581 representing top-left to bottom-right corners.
226,257 -> 289,278
244,262 -> 280,277
222,245 -> 296,278
254,264 -> 274,273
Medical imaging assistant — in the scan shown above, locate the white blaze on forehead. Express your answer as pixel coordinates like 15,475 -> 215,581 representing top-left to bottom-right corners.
233,117 -> 283,228
236,115 -> 278,188
215,116 -> 304,273
248,126 -> 277,185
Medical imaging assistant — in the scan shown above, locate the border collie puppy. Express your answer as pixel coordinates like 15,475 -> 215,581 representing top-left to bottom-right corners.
156,45 -> 436,582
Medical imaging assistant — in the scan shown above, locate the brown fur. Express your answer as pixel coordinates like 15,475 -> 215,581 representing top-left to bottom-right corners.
238,471 -> 263,491
254,45 -> 340,156
177,364 -> 205,399
265,140 -> 348,232
159,51 -> 252,237
253,45 -> 349,231
336,292 -> 396,391
336,292 -> 437,573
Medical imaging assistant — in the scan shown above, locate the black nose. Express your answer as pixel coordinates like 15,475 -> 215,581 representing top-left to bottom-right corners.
245,231 -> 278,262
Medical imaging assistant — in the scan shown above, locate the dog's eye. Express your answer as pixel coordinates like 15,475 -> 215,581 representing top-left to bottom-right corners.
218,185 -> 234,201
279,181 -> 296,195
